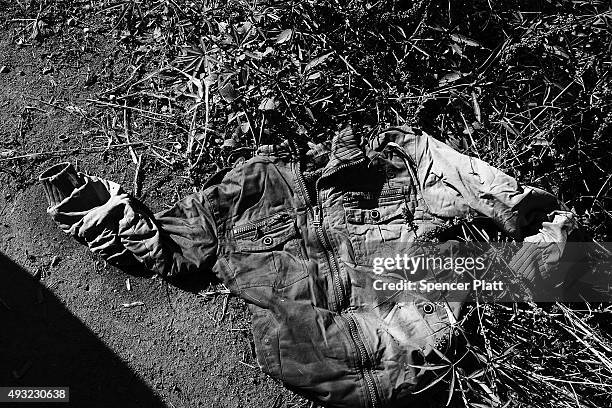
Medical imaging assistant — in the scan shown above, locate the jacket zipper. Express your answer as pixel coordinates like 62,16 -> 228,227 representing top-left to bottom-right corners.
314,158 -> 366,311
313,205 -> 346,310
292,159 -> 382,408
291,161 -> 344,308
379,187 -> 403,197
343,313 -> 381,408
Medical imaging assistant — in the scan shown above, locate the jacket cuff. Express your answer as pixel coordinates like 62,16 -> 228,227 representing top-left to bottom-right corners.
508,243 -> 546,284
39,162 -> 84,207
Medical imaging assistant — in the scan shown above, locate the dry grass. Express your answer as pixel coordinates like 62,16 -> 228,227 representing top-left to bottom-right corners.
2,1 -> 611,407
3,1 -> 611,239
450,302 -> 612,407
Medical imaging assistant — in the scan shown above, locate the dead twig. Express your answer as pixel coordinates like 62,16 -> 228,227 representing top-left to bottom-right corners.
133,153 -> 143,197
198,287 -> 231,297
101,63 -> 143,95
0,142 -> 146,162
87,99 -> 173,119
123,103 -> 139,165
121,301 -> 145,308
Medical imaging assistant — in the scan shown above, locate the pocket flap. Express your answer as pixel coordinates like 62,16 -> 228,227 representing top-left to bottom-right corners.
233,212 -> 297,252
345,205 -> 406,224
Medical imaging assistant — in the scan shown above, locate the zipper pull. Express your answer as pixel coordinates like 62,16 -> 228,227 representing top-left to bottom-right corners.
313,206 -> 321,227
251,226 -> 262,241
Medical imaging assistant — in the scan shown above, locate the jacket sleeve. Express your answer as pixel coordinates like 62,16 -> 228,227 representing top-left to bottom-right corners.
40,163 -> 218,278
371,127 -> 576,286
403,130 -> 576,286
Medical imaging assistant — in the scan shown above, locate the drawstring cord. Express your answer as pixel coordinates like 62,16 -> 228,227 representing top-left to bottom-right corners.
373,140 -> 431,216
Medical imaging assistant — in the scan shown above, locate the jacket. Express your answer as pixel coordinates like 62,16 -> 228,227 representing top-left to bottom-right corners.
40,126 -> 574,408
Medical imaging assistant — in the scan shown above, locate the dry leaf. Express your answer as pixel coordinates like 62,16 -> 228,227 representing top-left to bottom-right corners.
258,97 -> 278,111
276,29 -> 293,44
304,52 -> 333,73
450,33 -> 483,48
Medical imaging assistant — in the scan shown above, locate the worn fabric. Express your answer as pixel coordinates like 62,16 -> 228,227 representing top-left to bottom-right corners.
41,126 -> 574,408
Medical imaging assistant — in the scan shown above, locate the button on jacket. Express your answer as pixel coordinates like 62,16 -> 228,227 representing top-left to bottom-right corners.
41,126 -> 573,408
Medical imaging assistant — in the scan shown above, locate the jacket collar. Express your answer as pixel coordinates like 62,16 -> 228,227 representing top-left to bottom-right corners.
322,126 -> 366,178
255,127 -> 367,176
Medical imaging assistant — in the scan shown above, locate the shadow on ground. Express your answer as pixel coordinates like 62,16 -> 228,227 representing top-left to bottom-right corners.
0,252 -> 166,407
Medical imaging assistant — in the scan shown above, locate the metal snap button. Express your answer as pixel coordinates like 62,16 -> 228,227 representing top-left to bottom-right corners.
264,338 -> 271,345
370,210 -> 380,221
422,302 -> 435,314
262,236 -> 274,246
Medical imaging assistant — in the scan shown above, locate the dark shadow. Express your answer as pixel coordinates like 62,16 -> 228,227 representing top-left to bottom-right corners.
118,262 -> 219,295
0,252 -> 166,407
167,274 -> 220,295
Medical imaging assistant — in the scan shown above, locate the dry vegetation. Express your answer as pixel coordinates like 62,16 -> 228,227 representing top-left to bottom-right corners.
1,1 -> 611,407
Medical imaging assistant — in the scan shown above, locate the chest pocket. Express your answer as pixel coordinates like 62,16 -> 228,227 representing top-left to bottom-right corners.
231,211 -> 309,289
344,187 -> 418,266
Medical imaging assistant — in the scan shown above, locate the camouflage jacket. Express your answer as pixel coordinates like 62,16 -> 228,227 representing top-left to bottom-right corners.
41,126 -> 573,408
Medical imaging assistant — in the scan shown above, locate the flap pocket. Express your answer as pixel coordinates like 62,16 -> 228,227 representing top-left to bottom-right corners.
344,186 -> 413,225
345,205 -> 406,224
233,211 -> 298,252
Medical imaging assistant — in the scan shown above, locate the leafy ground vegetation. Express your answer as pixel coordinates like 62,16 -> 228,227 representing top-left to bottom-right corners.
1,1 -> 611,407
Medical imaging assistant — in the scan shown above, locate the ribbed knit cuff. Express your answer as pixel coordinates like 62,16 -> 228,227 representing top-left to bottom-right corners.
39,162 -> 84,207
508,242 -> 547,284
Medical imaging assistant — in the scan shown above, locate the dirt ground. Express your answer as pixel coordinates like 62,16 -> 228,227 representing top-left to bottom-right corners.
0,14 -> 305,408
